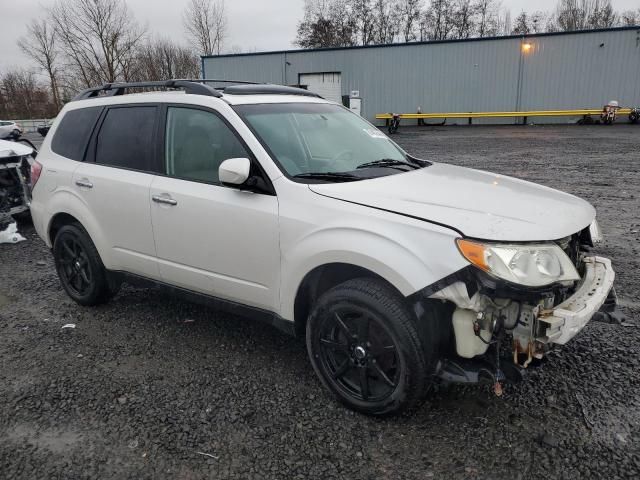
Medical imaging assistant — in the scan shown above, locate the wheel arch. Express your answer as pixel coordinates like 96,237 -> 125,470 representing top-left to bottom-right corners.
292,262 -> 406,337
45,201 -> 111,268
49,212 -> 82,245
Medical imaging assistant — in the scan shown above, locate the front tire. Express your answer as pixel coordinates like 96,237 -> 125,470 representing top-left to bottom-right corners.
306,278 -> 430,416
53,223 -> 120,306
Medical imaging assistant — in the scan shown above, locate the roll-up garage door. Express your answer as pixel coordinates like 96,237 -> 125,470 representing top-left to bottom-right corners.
299,73 -> 342,104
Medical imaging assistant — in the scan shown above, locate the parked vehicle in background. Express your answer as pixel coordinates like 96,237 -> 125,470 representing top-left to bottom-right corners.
630,108 -> 639,124
30,80 -> 616,416
38,124 -> 51,137
0,121 -> 22,140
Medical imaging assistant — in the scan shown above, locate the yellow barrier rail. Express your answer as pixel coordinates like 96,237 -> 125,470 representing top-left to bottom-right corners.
376,109 -> 632,120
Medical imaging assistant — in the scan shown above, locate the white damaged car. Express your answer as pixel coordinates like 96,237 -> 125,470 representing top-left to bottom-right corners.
29,81 -> 615,415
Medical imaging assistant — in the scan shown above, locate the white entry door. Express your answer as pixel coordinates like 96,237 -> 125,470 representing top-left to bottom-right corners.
299,73 -> 342,104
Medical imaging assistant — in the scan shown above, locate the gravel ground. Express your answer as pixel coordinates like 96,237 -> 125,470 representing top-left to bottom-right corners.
1,126 -> 639,479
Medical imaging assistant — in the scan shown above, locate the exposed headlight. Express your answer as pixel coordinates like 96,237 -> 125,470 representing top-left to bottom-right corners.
456,239 -> 580,287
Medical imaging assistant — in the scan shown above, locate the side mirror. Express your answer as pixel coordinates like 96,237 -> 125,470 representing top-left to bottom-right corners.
219,158 -> 250,186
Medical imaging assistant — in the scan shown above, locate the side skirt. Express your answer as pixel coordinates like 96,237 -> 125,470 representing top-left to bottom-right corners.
110,271 -> 296,337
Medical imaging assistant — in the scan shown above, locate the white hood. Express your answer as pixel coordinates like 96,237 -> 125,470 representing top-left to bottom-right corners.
309,163 -> 595,242
0,139 -> 33,158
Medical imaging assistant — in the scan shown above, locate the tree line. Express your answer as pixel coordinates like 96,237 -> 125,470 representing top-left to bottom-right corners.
296,0 -> 640,48
0,0 -> 227,120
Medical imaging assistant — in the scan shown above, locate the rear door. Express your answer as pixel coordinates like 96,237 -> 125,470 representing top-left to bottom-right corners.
149,105 -> 280,312
72,104 -> 161,279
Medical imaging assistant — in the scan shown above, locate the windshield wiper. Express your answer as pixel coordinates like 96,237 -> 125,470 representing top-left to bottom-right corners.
356,158 -> 421,170
293,172 -> 362,182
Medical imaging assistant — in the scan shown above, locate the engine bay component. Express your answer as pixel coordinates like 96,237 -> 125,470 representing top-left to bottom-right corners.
0,139 -> 34,218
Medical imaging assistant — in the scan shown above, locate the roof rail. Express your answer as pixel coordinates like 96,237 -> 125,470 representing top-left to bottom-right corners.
72,80 -> 222,101
71,79 -> 322,101
222,84 -> 322,98
196,79 -> 260,85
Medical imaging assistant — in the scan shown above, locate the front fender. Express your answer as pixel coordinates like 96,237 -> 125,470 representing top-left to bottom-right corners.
279,220 -> 467,321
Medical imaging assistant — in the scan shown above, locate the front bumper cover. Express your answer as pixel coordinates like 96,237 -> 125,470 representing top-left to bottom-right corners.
540,256 -> 615,345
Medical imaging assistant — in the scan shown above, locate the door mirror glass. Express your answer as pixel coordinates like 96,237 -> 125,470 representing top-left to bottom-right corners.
219,158 -> 251,185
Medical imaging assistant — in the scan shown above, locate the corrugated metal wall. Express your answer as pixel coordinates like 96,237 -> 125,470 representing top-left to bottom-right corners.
203,28 -> 640,124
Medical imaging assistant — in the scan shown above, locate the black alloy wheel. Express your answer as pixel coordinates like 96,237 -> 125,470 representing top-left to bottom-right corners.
307,278 -> 431,416
318,306 -> 401,403
53,223 -> 120,305
57,233 -> 93,297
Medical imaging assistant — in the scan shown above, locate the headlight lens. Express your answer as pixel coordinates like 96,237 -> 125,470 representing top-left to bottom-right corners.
456,239 -> 580,287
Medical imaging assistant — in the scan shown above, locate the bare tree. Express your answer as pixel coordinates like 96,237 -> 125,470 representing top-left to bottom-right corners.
132,39 -> 200,81
0,69 -> 56,119
19,19 -> 61,109
351,0 -> 377,45
474,0 -> 501,37
296,0 -> 357,48
511,11 -> 530,34
553,0 -> 589,31
423,0 -> 455,40
511,10 -> 547,34
587,0 -> 617,28
183,0 -> 227,55
49,0 -> 145,89
373,0 -> 400,44
451,0 -> 476,39
620,8 -> 640,26
397,0 -> 422,41
293,0 -> 629,48
548,0 -> 618,31
498,9 -> 511,35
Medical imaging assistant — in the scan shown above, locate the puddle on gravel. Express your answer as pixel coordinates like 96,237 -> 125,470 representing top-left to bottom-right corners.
4,425 -> 85,454
0,293 -> 13,308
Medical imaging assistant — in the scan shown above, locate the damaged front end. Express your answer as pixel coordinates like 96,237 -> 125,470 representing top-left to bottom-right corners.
417,223 -> 616,393
0,140 -> 35,243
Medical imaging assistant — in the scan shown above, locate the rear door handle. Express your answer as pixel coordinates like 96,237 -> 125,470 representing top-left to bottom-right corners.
152,194 -> 178,206
75,179 -> 93,189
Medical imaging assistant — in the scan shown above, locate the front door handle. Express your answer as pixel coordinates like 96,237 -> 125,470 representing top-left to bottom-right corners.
75,179 -> 93,189
152,194 -> 178,206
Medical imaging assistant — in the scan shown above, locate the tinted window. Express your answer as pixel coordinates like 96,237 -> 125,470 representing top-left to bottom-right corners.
165,107 -> 249,184
51,107 -> 102,161
95,106 -> 157,171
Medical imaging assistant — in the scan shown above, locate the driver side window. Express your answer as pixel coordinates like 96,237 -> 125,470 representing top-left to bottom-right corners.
165,107 -> 249,184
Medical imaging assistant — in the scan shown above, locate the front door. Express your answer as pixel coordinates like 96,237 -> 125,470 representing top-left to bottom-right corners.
150,106 -> 280,312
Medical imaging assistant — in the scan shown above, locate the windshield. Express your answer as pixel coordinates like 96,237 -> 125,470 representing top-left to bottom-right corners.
235,103 -> 422,181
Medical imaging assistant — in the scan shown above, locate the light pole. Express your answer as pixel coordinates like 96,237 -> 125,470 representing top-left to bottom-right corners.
515,37 -> 533,124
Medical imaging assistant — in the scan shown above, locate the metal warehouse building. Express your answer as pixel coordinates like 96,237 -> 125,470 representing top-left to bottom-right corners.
202,26 -> 640,124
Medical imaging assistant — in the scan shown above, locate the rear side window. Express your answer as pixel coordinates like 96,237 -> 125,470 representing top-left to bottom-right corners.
51,107 -> 102,161
95,106 -> 157,171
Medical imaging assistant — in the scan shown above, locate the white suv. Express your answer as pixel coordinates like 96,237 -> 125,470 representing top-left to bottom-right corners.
30,80 -> 615,415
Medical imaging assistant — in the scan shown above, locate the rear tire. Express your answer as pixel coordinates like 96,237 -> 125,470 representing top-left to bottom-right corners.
306,278 -> 430,416
53,223 -> 120,306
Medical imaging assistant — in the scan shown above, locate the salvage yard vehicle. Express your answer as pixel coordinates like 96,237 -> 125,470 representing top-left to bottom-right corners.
30,80 -> 615,416
0,139 -> 33,219
0,120 -> 22,140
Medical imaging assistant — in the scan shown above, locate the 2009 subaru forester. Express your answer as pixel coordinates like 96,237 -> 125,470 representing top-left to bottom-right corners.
30,80 -> 615,416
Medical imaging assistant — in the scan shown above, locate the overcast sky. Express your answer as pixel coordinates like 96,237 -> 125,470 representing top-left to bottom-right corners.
1,0 -> 637,72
